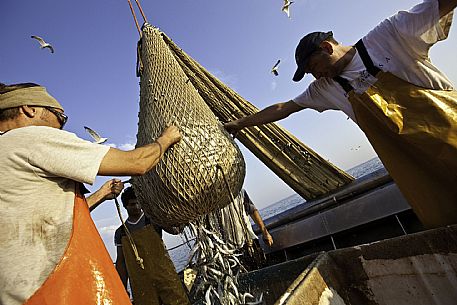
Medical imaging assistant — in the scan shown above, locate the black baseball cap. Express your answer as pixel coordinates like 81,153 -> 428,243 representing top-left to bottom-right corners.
293,31 -> 333,82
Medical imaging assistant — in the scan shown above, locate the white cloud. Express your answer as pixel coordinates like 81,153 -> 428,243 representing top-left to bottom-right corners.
208,69 -> 239,91
271,80 -> 277,91
104,142 -> 136,150
99,224 -> 119,233
119,143 -> 135,151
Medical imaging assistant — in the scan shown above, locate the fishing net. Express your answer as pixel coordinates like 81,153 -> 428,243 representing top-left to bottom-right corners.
134,24 -> 245,227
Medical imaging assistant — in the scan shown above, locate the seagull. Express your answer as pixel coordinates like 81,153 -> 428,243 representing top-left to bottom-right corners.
31,35 -> 54,53
271,59 -> 281,76
84,126 -> 108,144
281,0 -> 294,18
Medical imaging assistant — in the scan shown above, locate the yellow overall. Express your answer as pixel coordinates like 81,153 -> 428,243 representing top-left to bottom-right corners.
24,187 -> 131,305
335,40 -> 457,229
121,225 -> 190,305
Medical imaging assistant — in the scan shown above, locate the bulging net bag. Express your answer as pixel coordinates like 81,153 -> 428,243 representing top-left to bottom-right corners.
133,24 -> 245,227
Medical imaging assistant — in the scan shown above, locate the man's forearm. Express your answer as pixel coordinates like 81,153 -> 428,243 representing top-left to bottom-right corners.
98,129 -> 179,176
87,190 -> 106,211
238,104 -> 288,128
125,141 -> 164,175
235,101 -> 303,129
87,179 -> 123,212
251,209 -> 267,232
251,209 -> 274,246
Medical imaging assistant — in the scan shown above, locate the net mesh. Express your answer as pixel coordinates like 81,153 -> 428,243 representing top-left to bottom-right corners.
134,24 -> 245,227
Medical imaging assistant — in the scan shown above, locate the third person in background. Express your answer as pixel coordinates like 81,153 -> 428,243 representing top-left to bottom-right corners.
115,187 -> 190,305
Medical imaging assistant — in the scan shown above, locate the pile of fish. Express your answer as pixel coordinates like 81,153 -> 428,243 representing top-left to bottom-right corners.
185,221 -> 263,305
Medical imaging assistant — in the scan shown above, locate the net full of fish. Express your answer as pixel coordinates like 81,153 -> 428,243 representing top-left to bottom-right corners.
133,24 -> 245,227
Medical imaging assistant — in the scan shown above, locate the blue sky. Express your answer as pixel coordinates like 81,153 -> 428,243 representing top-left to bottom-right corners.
2,0 -> 457,259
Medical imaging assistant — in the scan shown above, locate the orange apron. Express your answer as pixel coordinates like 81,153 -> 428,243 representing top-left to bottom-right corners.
335,40 -> 457,229
24,186 -> 131,305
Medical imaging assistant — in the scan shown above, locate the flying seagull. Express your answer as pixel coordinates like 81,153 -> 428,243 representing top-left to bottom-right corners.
84,126 -> 108,144
31,35 -> 54,53
282,0 -> 294,18
271,59 -> 281,76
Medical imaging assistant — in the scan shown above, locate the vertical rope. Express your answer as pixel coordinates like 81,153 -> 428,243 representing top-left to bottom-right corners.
126,0 -> 141,36
133,0 -> 148,23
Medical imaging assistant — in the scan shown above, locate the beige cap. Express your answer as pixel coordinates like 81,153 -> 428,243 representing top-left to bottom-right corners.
0,86 -> 64,111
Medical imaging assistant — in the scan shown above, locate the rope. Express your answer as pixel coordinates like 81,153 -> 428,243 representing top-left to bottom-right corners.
114,196 -> 145,269
133,0 -> 148,23
126,0 -> 141,36
126,0 -> 148,37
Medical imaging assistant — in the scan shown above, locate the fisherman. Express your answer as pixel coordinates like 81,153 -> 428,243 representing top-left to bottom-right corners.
225,0 -> 457,229
220,189 -> 273,271
0,82 -> 181,305
114,187 -> 190,305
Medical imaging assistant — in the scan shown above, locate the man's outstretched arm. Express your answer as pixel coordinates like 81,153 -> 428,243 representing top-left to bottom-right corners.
87,179 -> 124,211
98,126 -> 181,176
224,100 -> 304,135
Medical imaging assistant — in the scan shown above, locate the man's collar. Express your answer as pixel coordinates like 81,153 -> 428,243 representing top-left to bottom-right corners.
127,212 -> 145,225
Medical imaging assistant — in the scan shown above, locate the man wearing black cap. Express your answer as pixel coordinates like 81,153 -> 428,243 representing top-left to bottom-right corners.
225,0 -> 457,229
